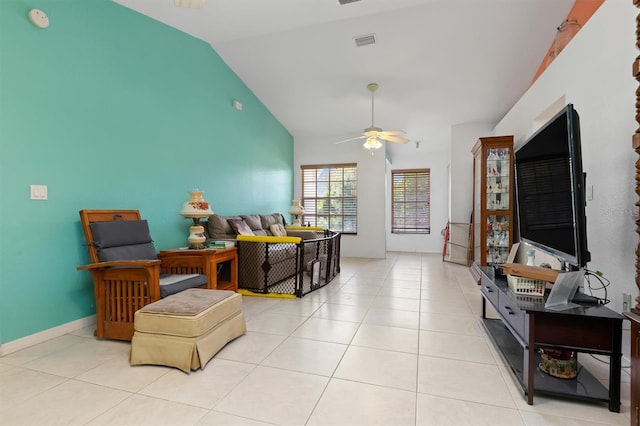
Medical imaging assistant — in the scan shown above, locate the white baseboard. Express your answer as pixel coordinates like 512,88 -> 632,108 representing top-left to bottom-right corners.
0,315 -> 96,357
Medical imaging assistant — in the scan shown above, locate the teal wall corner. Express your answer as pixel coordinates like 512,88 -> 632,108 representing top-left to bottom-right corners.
0,0 -> 293,343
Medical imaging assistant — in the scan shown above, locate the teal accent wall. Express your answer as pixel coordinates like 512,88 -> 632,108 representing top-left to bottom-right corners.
0,0 -> 293,344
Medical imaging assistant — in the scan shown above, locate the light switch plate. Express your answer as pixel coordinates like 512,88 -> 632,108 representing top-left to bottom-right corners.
30,184 -> 48,200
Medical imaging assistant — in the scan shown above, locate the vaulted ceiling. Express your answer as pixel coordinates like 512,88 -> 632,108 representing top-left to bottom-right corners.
114,0 -> 575,155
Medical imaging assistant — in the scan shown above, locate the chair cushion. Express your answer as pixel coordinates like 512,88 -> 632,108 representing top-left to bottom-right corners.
96,244 -> 158,262
159,274 -> 208,298
90,220 -> 158,262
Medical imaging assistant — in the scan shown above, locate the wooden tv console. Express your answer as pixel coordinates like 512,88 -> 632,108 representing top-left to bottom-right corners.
478,267 -> 623,412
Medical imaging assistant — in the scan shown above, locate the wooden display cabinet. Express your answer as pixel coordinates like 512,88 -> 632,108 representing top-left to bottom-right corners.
471,135 -> 515,271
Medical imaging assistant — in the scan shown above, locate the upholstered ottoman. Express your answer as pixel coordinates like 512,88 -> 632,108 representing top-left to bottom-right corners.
130,288 -> 246,373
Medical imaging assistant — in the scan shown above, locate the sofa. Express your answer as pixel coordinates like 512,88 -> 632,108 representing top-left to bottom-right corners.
204,213 -> 340,296
206,213 -> 316,241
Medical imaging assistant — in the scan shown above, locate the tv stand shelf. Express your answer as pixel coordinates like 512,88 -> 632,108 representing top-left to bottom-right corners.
483,318 -> 610,403
479,267 -> 623,412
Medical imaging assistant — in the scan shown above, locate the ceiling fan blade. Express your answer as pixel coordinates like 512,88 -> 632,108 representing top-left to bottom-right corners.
379,130 -> 406,136
335,135 -> 366,144
380,134 -> 409,144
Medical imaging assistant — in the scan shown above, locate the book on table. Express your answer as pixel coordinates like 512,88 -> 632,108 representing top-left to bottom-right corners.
208,244 -> 226,249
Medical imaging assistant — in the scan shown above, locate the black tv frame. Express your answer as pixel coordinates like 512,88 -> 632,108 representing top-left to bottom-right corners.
514,104 -> 590,270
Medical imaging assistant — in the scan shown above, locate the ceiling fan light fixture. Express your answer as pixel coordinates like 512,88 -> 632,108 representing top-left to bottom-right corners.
363,137 -> 382,151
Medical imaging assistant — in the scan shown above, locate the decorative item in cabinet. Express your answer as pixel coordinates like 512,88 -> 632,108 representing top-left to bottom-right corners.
471,135 -> 514,268
486,214 -> 510,264
486,148 -> 510,210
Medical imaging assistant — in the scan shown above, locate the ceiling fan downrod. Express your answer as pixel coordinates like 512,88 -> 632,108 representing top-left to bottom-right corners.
368,83 -> 379,128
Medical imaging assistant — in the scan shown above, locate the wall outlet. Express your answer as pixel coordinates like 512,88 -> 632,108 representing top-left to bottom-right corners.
623,293 -> 632,312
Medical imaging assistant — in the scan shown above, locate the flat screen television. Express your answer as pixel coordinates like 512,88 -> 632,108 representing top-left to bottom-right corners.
514,104 -> 590,269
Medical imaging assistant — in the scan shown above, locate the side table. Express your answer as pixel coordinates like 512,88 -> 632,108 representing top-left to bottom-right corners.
158,247 -> 238,292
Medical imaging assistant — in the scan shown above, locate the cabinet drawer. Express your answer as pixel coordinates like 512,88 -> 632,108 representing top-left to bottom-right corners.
480,275 -> 499,308
499,295 -> 525,339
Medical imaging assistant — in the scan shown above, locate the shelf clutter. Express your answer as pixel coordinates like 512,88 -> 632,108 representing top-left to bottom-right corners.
502,263 -> 563,283
501,246 -> 564,296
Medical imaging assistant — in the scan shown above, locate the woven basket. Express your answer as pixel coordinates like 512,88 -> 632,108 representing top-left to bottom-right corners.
507,274 -> 545,296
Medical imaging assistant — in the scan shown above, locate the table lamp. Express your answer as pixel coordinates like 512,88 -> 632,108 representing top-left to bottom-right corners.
289,200 -> 305,226
180,189 -> 213,249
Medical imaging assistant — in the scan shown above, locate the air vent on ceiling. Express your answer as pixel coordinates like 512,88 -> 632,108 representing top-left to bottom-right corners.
338,0 -> 361,5
354,33 -> 376,47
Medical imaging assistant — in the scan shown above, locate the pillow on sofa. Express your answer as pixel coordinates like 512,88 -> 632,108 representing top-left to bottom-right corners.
208,214 -> 241,239
240,214 -> 262,231
229,219 -> 254,236
261,213 -> 285,229
270,223 -> 287,237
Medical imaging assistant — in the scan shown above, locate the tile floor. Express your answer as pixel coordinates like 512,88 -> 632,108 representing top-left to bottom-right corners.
0,253 -> 632,425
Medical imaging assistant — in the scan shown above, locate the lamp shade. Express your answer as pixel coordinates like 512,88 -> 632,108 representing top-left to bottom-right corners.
289,200 -> 305,226
180,189 -> 213,219
289,200 -> 305,216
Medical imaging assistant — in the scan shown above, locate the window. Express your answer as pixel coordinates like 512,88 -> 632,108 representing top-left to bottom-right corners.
301,163 -> 357,233
391,169 -> 430,234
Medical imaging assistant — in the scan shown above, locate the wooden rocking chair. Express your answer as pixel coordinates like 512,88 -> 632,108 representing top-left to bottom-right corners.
77,209 -> 210,341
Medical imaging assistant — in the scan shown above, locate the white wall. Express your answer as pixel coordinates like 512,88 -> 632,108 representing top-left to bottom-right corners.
494,0 -> 638,314
294,136 -> 386,258
294,133 -> 452,256
449,122 -> 495,223
385,143 -> 449,253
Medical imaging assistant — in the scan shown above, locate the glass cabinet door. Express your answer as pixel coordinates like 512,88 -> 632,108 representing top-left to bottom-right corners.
486,148 -> 510,211
486,214 -> 510,265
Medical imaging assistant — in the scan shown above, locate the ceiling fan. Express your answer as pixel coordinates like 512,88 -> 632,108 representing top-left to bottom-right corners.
336,83 -> 409,151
